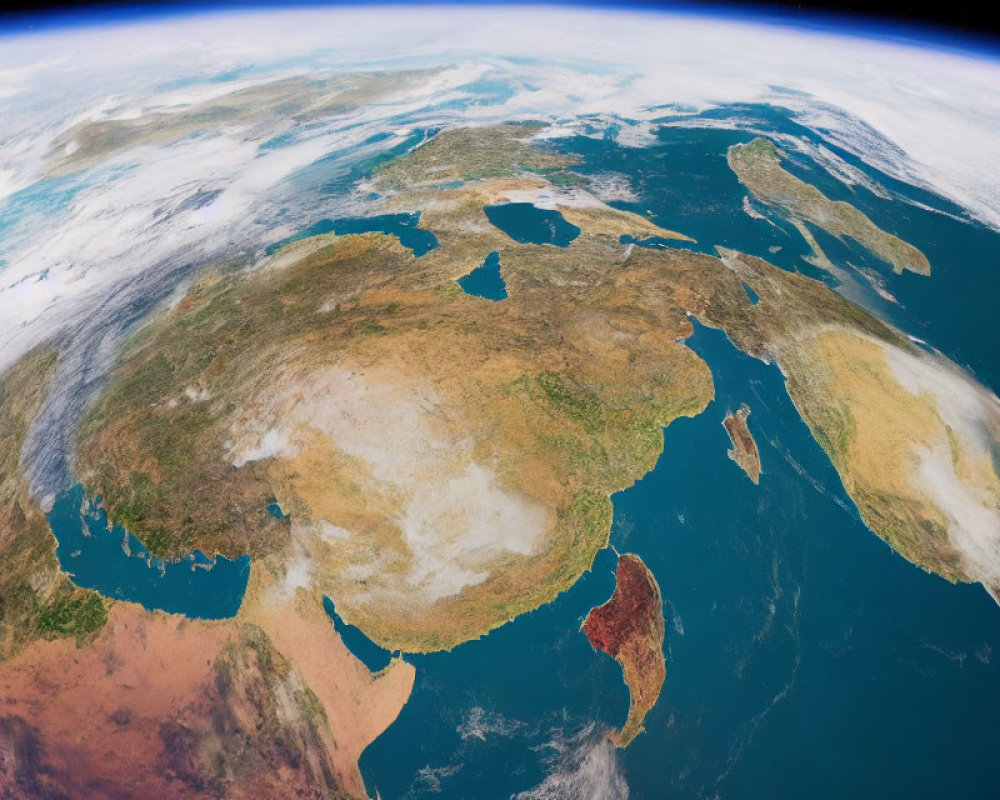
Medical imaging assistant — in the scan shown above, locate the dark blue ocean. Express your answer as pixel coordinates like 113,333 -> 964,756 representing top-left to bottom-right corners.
41,105 -> 1000,797
47,484 -> 249,619
358,112 -> 1000,797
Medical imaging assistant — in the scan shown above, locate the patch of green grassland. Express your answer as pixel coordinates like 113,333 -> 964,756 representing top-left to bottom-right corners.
373,125 -> 578,189
536,371 -> 605,433
946,427 -> 963,467
737,136 -> 779,160
34,590 -> 108,639
564,490 -> 614,553
0,349 -> 108,658
545,170 -> 588,187
787,377 -> 856,465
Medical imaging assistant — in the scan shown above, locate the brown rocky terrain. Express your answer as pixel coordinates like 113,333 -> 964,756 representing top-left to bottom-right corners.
2,109 -> 998,798
723,403 -> 762,484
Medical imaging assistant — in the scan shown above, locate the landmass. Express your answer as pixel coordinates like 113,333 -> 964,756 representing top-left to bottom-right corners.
707,247 -> 1000,594
72,125 -> 714,652
0,349 -> 108,661
71,118 -> 999,649
371,124 -> 577,188
2,84 -> 999,795
0,592 -> 413,799
728,137 -> 931,276
0,346 -> 414,799
723,403 -> 762,484
582,553 -> 666,748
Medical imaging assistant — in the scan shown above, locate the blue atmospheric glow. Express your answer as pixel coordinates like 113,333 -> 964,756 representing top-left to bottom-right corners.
0,2 -> 997,63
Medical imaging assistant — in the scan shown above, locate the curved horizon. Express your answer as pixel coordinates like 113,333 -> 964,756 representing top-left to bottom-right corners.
0,0 -> 998,59
1,1 -> 999,374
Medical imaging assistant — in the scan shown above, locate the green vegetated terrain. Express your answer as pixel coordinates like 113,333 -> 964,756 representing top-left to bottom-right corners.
728,137 -> 931,275
68,122 -> 988,650
0,349 -> 108,659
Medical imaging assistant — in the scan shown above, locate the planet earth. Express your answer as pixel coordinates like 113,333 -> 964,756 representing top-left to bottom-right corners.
1,6 -> 999,799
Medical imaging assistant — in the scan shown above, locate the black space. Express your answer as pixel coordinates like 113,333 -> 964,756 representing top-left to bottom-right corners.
0,0 -> 997,44
766,0 -> 1000,39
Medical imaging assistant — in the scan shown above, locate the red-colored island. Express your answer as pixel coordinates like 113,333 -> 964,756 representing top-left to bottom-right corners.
583,552 -> 666,747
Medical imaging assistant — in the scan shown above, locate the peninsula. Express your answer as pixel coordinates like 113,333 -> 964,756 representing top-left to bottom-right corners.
583,553 -> 666,747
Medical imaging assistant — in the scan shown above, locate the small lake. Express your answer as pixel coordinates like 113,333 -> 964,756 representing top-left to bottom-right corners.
457,250 -> 508,301
484,202 -> 580,246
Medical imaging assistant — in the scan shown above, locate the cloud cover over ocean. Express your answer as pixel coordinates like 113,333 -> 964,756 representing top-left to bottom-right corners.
1,6 -> 998,369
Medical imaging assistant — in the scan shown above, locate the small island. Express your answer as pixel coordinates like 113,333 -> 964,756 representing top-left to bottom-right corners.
582,553 -> 666,748
723,403 -> 762,484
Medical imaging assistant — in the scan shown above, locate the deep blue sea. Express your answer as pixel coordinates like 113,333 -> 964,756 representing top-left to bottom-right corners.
47,484 -> 249,619
484,202 -> 580,247
265,211 -> 439,257
358,112 -> 1000,797
39,104 -> 1000,797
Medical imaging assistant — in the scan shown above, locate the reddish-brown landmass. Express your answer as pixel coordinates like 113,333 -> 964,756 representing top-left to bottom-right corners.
723,403 -> 762,484
583,553 -> 666,747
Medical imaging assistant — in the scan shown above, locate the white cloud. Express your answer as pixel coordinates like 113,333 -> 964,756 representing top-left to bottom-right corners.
230,427 -> 297,467
0,8 -> 997,375
2,6 -> 999,500
227,366 -> 551,604
916,445 -> 1000,597
879,344 -> 1000,594
884,345 -> 1000,458
514,730 -> 629,800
